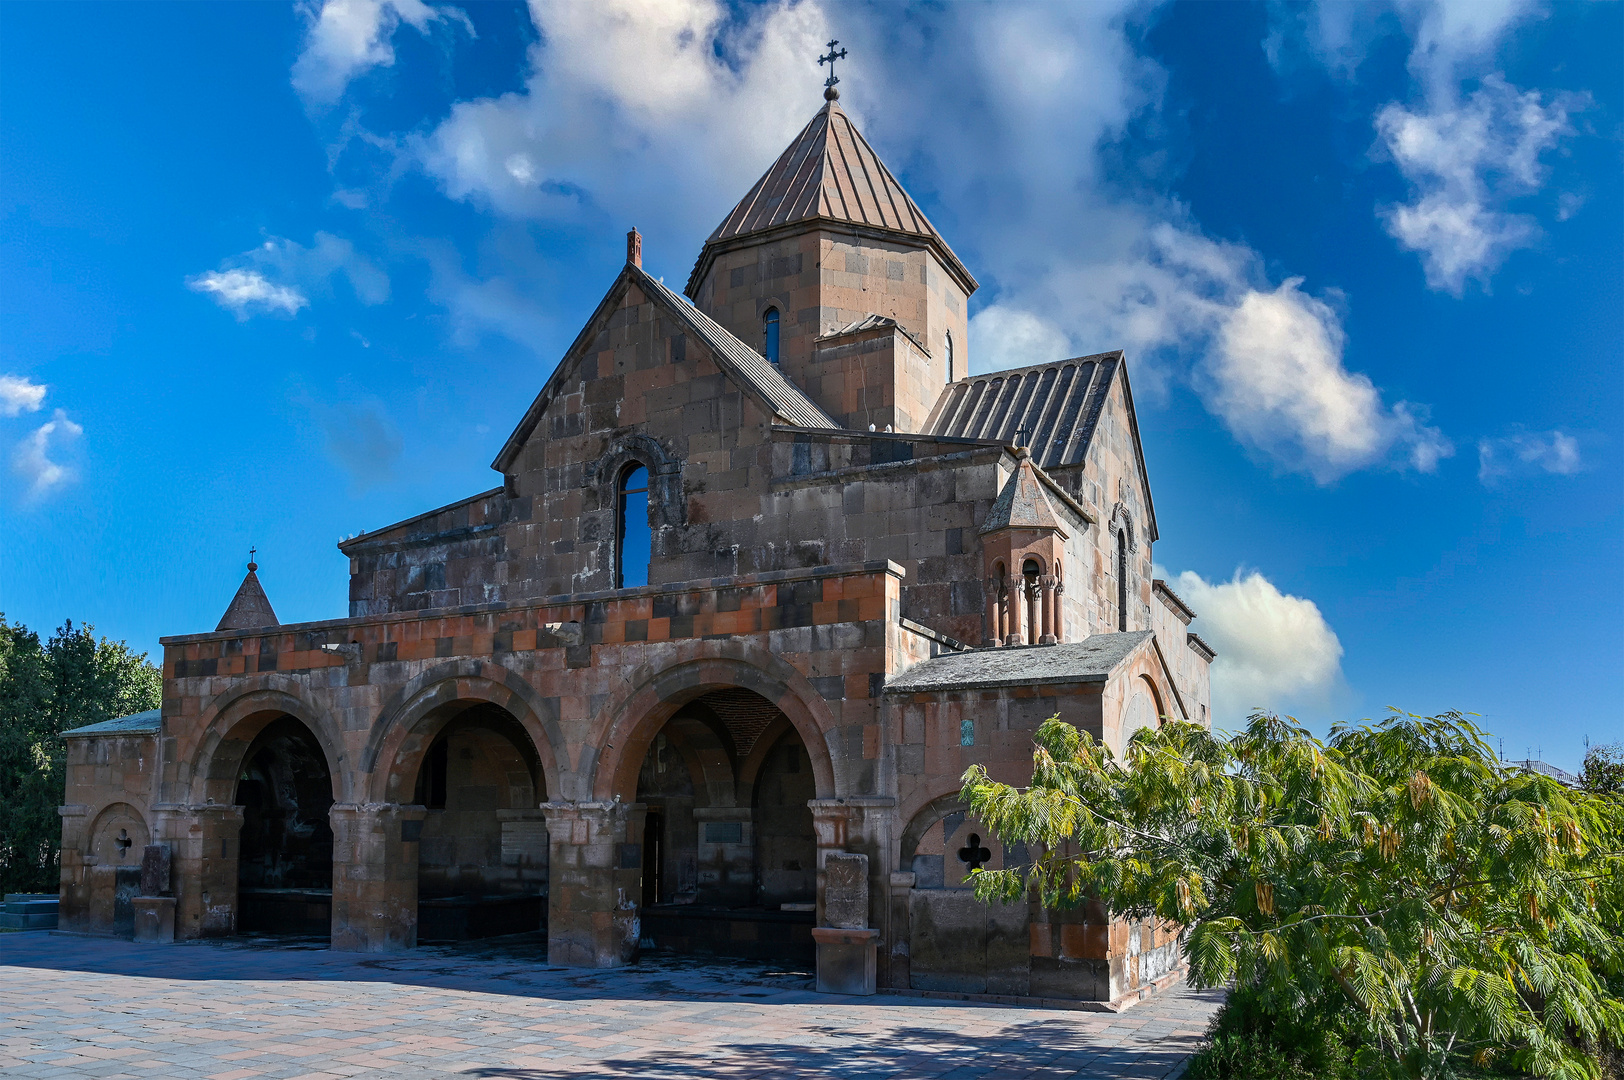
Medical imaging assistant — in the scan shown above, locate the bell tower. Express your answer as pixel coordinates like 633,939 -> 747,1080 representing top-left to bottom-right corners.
684,92 -> 977,433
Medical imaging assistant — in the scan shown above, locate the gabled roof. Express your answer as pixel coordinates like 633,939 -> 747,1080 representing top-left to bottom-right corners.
216,566 -> 278,631
924,351 -> 1158,541
982,458 -> 1066,535
685,101 -> 976,297
494,262 -> 837,473
884,631 -> 1156,693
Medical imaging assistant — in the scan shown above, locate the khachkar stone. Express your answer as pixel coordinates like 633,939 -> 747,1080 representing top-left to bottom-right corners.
132,844 -> 176,943
812,852 -> 880,995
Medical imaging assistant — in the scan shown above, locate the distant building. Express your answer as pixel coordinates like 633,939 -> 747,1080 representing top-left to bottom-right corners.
60,89 -> 1211,1006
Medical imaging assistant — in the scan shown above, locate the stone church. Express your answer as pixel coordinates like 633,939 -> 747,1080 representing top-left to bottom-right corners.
58,89 -> 1213,1007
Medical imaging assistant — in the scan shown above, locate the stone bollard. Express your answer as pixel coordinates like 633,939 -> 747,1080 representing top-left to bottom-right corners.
132,845 -> 176,944
812,852 -> 880,995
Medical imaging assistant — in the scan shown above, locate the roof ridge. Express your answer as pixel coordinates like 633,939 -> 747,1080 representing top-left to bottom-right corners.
630,266 -> 838,430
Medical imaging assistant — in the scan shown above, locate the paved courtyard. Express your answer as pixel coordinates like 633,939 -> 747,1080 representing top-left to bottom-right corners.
0,932 -> 1223,1079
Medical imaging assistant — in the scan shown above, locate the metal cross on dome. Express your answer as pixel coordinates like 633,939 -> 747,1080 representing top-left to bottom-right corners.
819,39 -> 848,95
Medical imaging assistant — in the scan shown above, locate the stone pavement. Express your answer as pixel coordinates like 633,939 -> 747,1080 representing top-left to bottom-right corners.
0,932 -> 1224,1079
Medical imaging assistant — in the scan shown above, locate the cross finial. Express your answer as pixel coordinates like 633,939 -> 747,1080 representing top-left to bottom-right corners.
819,39 -> 847,101
248,546 -> 258,573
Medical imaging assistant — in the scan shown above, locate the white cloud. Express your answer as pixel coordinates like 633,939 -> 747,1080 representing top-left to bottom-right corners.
1376,76 -> 1577,294
0,374 -> 47,417
1477,428 -> 1581,485
292,0 -> 471,108
317,0 -> 1444,484
188,269 -> 309,319
189,232 -> 388,320
1209,279 -> 1452,480
968,306 -> 1074,374
1168,568 -> 1345,725
418,0 -> 832,234
1277,2 -> 1578,292
13,408 -> 83,497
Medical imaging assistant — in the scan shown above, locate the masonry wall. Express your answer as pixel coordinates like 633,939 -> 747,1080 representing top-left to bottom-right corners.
690,227 -> 971,414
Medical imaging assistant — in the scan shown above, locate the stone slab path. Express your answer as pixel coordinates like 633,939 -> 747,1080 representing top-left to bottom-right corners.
0,932 -> 1223,1079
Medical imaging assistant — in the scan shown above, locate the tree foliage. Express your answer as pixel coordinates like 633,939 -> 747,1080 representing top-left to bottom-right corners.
0,615 -> 161,893
962,711 -> 1624,1079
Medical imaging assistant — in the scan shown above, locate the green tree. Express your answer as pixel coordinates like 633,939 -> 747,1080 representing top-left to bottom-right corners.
962,711 -> 1624,1079
1583,744 -> 1624,798
0,615 -> 161,894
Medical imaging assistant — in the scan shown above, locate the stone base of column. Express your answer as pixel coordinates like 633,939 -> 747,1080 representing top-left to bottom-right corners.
541,801 -> 647,968
330,803 -> 426,953
132,897 -> 176,943
813,927 -> 880,995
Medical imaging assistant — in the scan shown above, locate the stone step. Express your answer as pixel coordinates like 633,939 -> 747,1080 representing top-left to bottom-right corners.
0,911 -> 58,929
2,899 -> 59,915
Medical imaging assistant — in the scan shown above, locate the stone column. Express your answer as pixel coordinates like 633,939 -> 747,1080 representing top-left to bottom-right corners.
1039,575 -> 1058,644
329,802 -> 427,953
886,871 -> 916,989
151,803 -> 244,940
1005,580 -> 1024,646
540,801 -> 647,968
984,578 -> 1002,647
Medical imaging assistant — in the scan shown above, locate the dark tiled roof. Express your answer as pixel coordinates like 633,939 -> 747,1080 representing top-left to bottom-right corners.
634,268 -> 838,430
1186,633 -> 1217,661
925,352 -> 1121,470
885,631 -> 1156,693
217,568 -> 278,631
687,102 -> 976,295
982,459 -> 1064,534
63,708 -> 161,738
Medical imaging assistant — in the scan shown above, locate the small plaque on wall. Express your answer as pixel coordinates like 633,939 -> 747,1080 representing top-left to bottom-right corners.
704,822 -> 743,845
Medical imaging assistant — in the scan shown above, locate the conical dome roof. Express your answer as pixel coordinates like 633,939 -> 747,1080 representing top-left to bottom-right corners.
686,100 -> 976,296
216,561 -> 279,631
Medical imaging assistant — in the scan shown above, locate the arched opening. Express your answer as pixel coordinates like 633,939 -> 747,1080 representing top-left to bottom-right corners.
635,687 -> 815,965
762,307 -> 781,364
899,798 -> 1028,993
616,463 -> 651,589
1121,674 -> 1163,755
1023,557 -> 1041,645
235,716 -> 335,937
945,329 -> 954,381
1116,529 -> 1129,632
411,702 -> 549,942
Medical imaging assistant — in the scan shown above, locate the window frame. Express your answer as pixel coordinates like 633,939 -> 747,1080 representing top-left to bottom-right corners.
615,462 -> 651,590
763,306 -> 781,365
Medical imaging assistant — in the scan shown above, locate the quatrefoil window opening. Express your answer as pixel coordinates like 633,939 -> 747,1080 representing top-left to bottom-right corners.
113,828 -> 132,860
957,832 -> 992,872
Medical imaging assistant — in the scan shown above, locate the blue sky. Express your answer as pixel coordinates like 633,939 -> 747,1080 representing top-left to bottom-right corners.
2,1 -> 1618,767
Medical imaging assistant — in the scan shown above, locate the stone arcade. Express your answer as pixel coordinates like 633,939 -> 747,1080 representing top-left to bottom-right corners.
58,89 -> 1213,1006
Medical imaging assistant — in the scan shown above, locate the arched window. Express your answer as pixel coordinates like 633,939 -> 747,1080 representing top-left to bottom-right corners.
616,464 -> 650,589
945,330 -> 954,382
1116,529 -> 1129,632
763,307 -> 781,365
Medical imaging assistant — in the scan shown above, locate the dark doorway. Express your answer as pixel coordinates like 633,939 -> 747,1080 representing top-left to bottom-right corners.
634,689 -> 815,966
235,716 -> 335,936
412,703 -> 548,942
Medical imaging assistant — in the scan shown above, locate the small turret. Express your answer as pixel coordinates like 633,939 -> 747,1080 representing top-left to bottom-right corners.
216,549 -> 279,631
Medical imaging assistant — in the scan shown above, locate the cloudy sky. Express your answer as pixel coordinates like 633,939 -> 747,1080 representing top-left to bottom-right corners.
2,0 -> 1618,766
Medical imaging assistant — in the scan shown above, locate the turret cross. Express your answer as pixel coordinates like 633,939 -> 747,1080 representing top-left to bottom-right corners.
819,39 -> 848,93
